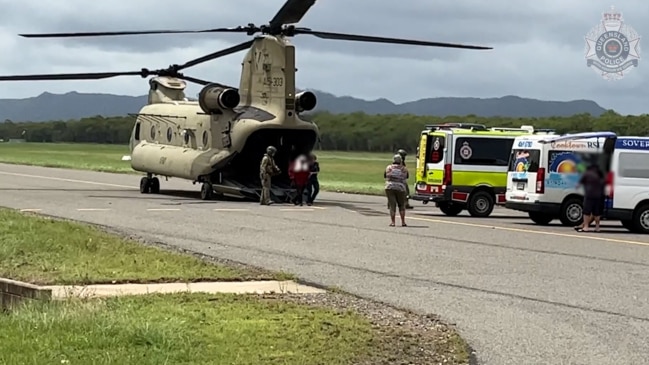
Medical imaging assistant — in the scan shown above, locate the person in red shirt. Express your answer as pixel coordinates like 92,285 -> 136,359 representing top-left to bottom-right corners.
289,154 -> 310,206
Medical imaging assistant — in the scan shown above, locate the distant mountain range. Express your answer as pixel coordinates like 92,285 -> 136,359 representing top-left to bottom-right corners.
0,89 -> 608,123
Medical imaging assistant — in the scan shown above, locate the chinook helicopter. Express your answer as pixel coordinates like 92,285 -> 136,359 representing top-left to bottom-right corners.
0,0 -> 492,202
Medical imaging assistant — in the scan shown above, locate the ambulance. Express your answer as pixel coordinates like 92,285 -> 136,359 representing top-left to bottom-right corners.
412,123 -> 555,217
504,132 -> 609,226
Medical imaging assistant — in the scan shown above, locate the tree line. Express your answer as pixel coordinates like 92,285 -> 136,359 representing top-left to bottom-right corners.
1,110 -> 647,152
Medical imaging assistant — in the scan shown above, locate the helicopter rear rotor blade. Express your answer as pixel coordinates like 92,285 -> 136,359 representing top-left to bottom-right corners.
269,0 -> 316,28
295,29 -> 492,50
18,27 -> 250,39
176,40 -> 254,71
180,75 -> 212,86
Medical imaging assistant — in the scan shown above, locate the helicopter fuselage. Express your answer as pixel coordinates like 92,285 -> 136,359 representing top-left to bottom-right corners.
128,99 -> 319,186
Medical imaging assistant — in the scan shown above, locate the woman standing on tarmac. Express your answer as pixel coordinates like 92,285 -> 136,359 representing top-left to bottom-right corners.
384,154 -> 409,227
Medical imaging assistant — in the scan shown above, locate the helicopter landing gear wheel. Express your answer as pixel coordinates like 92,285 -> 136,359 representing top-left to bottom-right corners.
139,177 -> 151,194
149,177 -> 160,194
200,182 -> 213,201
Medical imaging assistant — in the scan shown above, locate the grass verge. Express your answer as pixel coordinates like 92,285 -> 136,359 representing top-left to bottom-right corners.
0,142 -> 413,195
0,293 -> 376,365
0,208 -> 286,284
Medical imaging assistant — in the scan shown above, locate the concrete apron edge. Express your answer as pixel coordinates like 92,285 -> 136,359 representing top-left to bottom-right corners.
1,278 -> 326,300
39,280 -> 327,299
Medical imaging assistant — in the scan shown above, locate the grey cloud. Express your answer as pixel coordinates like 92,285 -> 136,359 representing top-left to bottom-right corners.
0,0 -> 647,115
6,0 -> 647,61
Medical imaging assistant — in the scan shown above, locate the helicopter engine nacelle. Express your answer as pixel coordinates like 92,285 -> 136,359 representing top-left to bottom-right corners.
295,91 -> 317,113
198,84 -> 241,113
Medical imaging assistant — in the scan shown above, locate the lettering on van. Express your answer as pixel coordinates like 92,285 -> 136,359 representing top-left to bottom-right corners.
550,141 -> 600,149
517,141 -> 533,148
618,139 -> 649,149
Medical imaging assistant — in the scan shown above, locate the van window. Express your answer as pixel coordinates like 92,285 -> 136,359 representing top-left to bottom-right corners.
454,137 -> 513,166
508,149 -> 540,172
618,152 -> 649,178
427,135 -> 445,164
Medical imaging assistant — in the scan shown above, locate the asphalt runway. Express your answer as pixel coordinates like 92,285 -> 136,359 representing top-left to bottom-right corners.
1,162 -> 649,365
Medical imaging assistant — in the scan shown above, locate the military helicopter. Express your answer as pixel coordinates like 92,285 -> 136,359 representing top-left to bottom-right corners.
0,0 -> 492,202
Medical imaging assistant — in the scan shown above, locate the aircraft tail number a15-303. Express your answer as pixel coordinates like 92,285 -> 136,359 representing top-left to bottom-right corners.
584,6 -> 641,81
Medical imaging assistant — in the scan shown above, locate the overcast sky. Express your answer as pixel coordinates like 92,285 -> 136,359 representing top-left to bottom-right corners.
0,0 -> 646,115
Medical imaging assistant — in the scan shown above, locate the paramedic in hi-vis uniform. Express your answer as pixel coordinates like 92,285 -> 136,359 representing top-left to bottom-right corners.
397,149 -> 414,209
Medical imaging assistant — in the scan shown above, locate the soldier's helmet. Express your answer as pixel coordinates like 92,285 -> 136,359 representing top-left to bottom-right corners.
397,148 -> 407,157
266,146 -> 277,156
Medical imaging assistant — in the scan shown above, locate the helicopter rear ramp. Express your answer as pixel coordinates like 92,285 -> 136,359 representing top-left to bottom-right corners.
212,178 -> 296,203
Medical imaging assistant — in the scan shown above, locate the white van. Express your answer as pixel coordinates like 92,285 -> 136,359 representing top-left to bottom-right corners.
504,132 -> 611,226
602,136 -> 649,233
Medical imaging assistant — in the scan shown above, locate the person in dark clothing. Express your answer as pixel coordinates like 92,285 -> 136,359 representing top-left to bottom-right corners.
575,164 -> 605,232
306,153 -> 320,206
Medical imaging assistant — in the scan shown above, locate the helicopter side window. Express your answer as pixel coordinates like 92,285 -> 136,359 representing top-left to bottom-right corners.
202,131 -> 208,147
134,122 -> 140,140
150,125 -> 156,140
167,127 -> 173,142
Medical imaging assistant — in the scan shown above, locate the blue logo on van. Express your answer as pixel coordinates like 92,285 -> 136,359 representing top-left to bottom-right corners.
517,141 -> 533,148
545,152 -> 585,188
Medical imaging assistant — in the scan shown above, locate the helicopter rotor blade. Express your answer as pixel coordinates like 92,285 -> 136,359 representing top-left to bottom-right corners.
18,27 -> 251,39
0,71 -> 146,81
175,40 -> 254,71
178,75 -> 212,86
0,70 -> 216,87
295,29 -> 492,50
269,0 -> 316,28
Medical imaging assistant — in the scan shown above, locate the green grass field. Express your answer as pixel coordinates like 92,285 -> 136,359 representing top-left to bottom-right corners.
0,208 -> 284,284
0,293 -> 378,365
0,142 -> 412,195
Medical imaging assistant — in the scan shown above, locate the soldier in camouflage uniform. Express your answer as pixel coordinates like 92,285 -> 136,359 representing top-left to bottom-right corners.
260,146 -> 281,205
397,148 -> 414,209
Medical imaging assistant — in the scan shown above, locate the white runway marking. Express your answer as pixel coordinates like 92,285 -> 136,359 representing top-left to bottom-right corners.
0,171 -> 135,189
410,216 -> 649,247
146,208 -> 181,211
280,208 -> 314,211
19,208 -> 42,212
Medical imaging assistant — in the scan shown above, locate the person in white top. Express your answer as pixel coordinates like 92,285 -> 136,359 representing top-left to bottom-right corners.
289,154 -> 310,205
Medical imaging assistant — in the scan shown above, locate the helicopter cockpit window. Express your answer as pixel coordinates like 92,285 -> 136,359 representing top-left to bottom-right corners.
134,122 -> 140,140
166,127 -> 173,142
150,125 -> 156,140
202,131 -> 208,147
183,132 -> 190,144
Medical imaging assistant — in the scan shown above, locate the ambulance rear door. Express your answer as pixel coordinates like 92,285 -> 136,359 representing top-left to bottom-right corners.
416,131 -> 448,194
